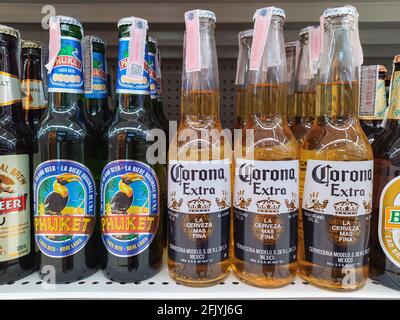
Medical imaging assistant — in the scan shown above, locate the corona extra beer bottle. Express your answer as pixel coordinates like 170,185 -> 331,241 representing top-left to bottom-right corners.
293,27 -> 317,142
232,7 -> 298,288
0,25 -> 34,285
21,40 -> 47,132
100,17 -> 165,282
370,56 -> 400,290
232,29 -> 252,130
359,65 -> 387,143
285,41 -> 298,132
299,6 -> 373,290
34,16 -> 100,283
83,35 -> 110,133
168,9 -> 232,287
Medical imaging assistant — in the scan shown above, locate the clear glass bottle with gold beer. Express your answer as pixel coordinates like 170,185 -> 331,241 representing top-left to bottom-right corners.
285,41 -> 298,132
299,6 -> 373,291
232,7 -> 298,288
167,9 -> 232,287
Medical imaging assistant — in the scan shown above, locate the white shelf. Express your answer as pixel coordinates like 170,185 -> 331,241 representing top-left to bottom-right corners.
1,264 -> 400,300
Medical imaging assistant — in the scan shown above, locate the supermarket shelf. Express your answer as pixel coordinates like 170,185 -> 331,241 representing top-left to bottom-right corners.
1,264 -> 400,300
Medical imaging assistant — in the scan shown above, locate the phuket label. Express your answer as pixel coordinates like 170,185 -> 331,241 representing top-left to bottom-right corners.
48,36 -> 84,93
0,155 -> 31,262
85,51 -> 108,99
116,38 -> 150,94
33,160 -> 96,258
100,160 -> 160,257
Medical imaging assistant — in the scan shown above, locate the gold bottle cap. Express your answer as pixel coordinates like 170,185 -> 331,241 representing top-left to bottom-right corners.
379,65 -> 387,73
21,40 -> 42,49
85,35 -> 106,46
0,24 -> 19,39
393,55 -> 400,64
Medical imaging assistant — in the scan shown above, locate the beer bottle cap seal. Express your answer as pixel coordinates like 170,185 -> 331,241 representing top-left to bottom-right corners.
379,65 -> 387,73
56,15 -> 82,28
299,26 -> 312,37
253,7 -> 285,21
21,40 -> 42,49
185,9 -> 216,22
148,36 -> 158,45
239,29 -> 253,40
0,24 -> 19,39
323,6 -> 357,18
118,16 -> 149,29
393,55 -> 400,64
285,41 -> 298,49
86,35 -> 106,46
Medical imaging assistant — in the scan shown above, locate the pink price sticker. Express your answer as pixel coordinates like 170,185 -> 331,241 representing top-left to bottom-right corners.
309,26 -> 321,75
184,11 -> 201,73
45,16 -> 61,74
249,8 -> 272,71
127,17 -> 148,79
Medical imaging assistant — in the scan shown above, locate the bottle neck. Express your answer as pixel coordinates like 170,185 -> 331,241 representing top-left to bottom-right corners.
318,16 -> 360,117
296,34 -> 315,93
246,17 -> 287,117
181,18 -> 219,120
21,48 -> 42,81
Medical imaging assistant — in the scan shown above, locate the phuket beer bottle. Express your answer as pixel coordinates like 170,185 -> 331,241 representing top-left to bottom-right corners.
232,7 -> 298,288
359,65 -> 387,143
168,9 -> 232,287
34,16 -> 100,283
0,25 -> 33,284
100,17 -> 165,282
83,35 -> 110,133
232,29 -> 253,130
299,6 -> 373,290
21,40 -> 47,132
369,56 -> 400,290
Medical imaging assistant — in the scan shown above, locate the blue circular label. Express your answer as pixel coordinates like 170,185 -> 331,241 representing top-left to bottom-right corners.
100,160 -> 160,257
33,160 -> 96,258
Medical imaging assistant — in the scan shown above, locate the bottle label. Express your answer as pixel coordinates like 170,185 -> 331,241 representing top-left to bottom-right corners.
21,79 -> 46,110
116,38 -> 150,95
359,66 -> 387,120
234,159 -> 299,265
168,160 -> 231,264
84,42 -> 108,99
48,36 -> 84,94
33,160 -> 96,258
0,155 -> 31,262
100,160 -> 160,257
388,71 -> 400,119
378,176 -> 400,268
0,72 -> 22,106
302,160 -> 373,268
148,51 -> 157,99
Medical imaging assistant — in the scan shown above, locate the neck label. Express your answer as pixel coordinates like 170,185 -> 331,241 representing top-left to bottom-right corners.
21,79 -> 46,110
147,51 -> 157,99
388,71 -> 400,119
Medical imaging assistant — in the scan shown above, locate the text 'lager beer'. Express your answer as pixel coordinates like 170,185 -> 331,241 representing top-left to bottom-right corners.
83,35 -> 111,134
370,56 -> 400,290
21,40 -> 47,132
232,7 -> 299,288
0,25 -> 33,284
100,17 -> 165,283
232,29 -> 253,130
34,16 -> 100,283
359,65 -> 387,143
168,9 -> 232,287
299,6 -> 373,290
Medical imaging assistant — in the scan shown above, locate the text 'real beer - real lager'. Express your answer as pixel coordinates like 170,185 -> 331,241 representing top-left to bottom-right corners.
168,9 -> 232,287
83,35 -> 111,133
100,17 -> 165,283
359,65 -> 387,143
21,40 -> 47,132
34,16 -> 101,283
370,56 -> 400,291
299,6 -> 373,290
232,29 -> 253,130
0,25 -> 34,284
232,7 -> 298,288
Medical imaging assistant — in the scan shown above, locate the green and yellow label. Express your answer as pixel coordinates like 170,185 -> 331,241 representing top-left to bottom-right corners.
388,71 -> 400,119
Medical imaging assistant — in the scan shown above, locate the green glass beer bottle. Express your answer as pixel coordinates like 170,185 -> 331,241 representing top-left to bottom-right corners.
34,16 -> 100,283
21,40 -> 47,132
100,17 -> 165,282
83,35 -> 110,133
0,25 -> 34,285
